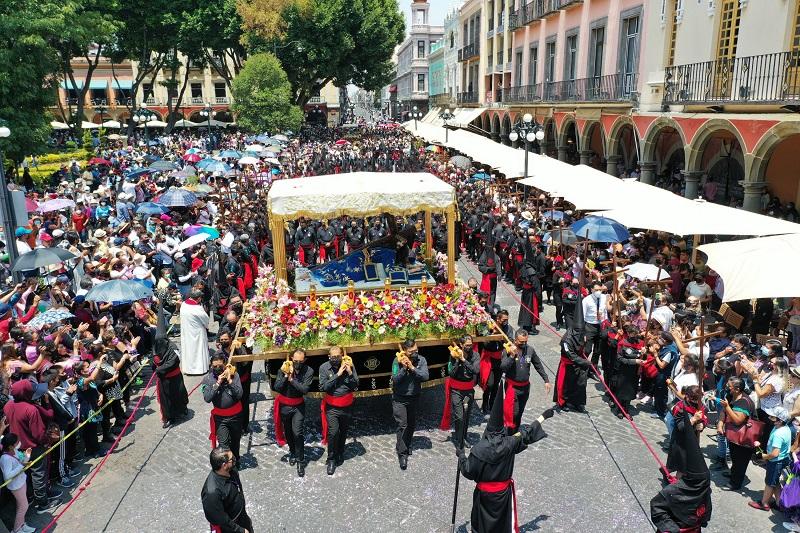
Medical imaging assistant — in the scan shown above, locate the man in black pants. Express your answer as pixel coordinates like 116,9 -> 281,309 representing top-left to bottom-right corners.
439,335 -> 480,448
581,282 -> 608,369
201,446 -> 253,533
391,339 -> 429,470
203,354 -> 244,467
319,346 -> 358,475
273,349 -> 314,477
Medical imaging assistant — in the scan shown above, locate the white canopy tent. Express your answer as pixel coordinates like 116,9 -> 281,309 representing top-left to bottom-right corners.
101,120 -> 121,129
173,119 -> 198,128
80,121 -> 99,129
268,171 -> 455,219
699,234 -> 800,301
138,120 -> 167,128
50,121 -> 69,130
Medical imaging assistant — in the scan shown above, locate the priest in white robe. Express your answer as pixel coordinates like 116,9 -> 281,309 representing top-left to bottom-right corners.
180,289 -> 210,375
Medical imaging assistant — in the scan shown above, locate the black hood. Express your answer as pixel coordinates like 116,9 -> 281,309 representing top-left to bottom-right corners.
470,379 -> 516,464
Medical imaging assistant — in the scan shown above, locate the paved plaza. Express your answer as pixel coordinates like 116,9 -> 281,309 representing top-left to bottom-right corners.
28,258 -> 776,532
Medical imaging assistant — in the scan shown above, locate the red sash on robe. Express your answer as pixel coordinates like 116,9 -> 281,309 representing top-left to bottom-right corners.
236,277 -> 246,300
319,243 -> 332,262
554,355 -> 574,407
243,262 -> 254,290
479,272 -> 497,293
503,378 -> 530,429
273,394 -> 304,446
320,392 -> 354,445
479,349 -> 502,389
476,478 -> 518,533
298,244 -> 314,266
155,366 -> 182,422
332,236 -> 340,258
439,377 -> 476,430
209,402 -> 243,448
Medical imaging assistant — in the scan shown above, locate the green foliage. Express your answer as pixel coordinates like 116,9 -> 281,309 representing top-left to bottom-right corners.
81,129 -> 93,150
37,149 -> 91,164
232,53 -> 303,133
253,0 -> 405,106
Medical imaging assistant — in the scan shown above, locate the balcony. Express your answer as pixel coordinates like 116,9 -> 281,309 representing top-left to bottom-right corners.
457,91 -> 478,104
430,93 -> 455,107
509,12 -> 520,31
458,43 -> 480,62
502,73 -> 638,103
662,51 -> 800,106
145,97 -> 157,105
190,97 -> 204,105
214,97 -> 229,105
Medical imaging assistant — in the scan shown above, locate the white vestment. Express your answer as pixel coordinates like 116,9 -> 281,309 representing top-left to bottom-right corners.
180,301 -> 210,374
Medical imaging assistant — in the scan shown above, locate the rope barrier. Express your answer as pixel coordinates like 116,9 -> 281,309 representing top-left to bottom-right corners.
0,362 -> 148,491
41,370 -> 158,533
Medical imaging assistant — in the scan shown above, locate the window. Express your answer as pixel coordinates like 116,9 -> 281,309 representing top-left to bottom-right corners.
450,32 -> 454,48
564,33 -> 578,82
528,46 -> 538,85
545,40 -> 556,81
214,83 -> 226,98
619,13 -> 640,78
66,88 -> 79,103
417,74 -> 425,92
190,83 -> 203,99
90,89 -> 106,104
463,22 -> 469,46
417,41 -> 426,58
515,50 -> 523,86
143,83 -> 153,100
488,1 -> 495,29
589,25 -> 605,78
415,9 -> 425,25
667,0 -> 679,66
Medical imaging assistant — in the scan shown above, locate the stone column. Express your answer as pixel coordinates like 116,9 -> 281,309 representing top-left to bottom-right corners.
605,155 -> 621,177
639,161 -> 657,185
579,150 -> 592,166
681,170 -> 703,199
742,180 -> 768,213
538,141 -> 548,156
500,133 -> 510,146
557,145 -> 568,162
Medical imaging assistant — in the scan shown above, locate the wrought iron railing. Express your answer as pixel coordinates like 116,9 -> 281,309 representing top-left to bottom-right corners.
502,73 -> 637,103
510,0 -> 582,29
458,42 -> 480,62
457,91 -> 478,104
663,51 -> 800,105
430,93 -> 455,107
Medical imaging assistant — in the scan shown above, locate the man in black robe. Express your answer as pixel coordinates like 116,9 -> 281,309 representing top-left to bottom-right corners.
552,298 -> 591,412
477,237 -> 501,306
650,404 -> 712,533
273,349 -> 314,477
518,238 -> 541,335
152,301 -> 189,429
457,383 -> 555,533
218,329 -> 252,434
201,446 -> 253,533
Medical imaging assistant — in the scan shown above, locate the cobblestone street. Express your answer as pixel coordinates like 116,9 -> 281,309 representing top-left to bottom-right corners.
33,258 -> 777,532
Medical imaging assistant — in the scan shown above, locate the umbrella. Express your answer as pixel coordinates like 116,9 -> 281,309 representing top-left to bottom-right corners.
425,145 -> 442,153
570,215 -> 630,243
184,225 -> 219,238
136,202 -> 169,215
219,150 -> 242,159
449,155 -> 472,170
244,144 -> 264,152
203,161 -> 232,173
88,157 -> 111,166
238,156 -> 260,165
182,153 -> 202,163
185,148 -> 202,154
179,233 -> 211,250
37,198 -> 76,213
125,168 -> 151,180
264,157 -> 280,165
254,134 -> 271,143
195,158 -> 218,169
334,139 -> 350,146
147,140 -> 161,147
184,184 -> 213,194
11,248 -> 77,272
469,172 -> 492,182
85,280 -> 153,303
143,155 -> 161,163
541,209 -> 565,221
272,134 -> 289,142
25,197 -> 39,212
158,187 -> 198,207
148,160 -> 178,171
625,262 -> 671,282
172,167 -> 197,179
28,308 -> 75,330
542,228 -> 578,246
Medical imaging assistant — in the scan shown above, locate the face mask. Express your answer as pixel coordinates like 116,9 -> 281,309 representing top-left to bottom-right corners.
330,358 -> 341,368
760,346 -> 770,357
593,290 -> 602,297
293,361 -> 304,370
212,366 -> 224,376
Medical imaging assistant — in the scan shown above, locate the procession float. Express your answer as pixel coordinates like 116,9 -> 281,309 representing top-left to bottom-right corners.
233,172 -> 504,396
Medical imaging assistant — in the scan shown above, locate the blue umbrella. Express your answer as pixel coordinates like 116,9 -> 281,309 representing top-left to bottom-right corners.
28,308 -> 75,330
158,187 -> 198,207
147,140 -> 160,147
219,149 -> 242,159
84,280 -> 153,303
125,168 -> 151,180
541,209 -> 565,221
255,134 -> 271,143
204,161 -> 232,173
570,215 -> 630,243
148,160 -> 178,171
136,202 -> 169,215
470,172 -> 491,182
143,154 -> 160,163
195,158 -> 218,169
542,228 -> 578,245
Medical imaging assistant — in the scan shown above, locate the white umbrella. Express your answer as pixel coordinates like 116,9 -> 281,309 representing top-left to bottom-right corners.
178,233 -> 212,250
264,157 -> 280,165
174,119 -> 199,128
145,120 -> 168,128
625,262 -> 671,281
108,133 -> 127,140
101,120 -> 121,129
272,134 -> 289,142
50,121 -> 69,130
244,144 -> 264,152
699,234 -> 800,302
81,121 -> 99,129
238,156 -> 260,165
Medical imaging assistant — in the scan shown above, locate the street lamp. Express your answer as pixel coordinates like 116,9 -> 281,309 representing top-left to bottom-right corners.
439,107 -> 454,142
96,104 -> 107,146
132,102 -> 154,141
0,125 -> 20,279
411,105 -> 423,131
200,103 -> 215,148
508,113 -> 545,201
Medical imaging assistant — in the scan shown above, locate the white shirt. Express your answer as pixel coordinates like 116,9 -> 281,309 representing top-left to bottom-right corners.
582,293 -> 608,325
15,239 -> 32,254
686,281 -> 712,299
652,306 -> 674,330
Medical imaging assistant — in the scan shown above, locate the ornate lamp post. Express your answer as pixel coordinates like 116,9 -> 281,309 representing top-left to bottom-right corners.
439,107 -> 454,142
508,113 -> 545,201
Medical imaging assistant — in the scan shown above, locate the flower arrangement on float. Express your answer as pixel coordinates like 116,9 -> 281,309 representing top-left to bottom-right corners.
243,266 -> 491,351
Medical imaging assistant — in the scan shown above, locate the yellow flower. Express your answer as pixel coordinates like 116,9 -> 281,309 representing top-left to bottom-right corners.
340,303 -> 349,312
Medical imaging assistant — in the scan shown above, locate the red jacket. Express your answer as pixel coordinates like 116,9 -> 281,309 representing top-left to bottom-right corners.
4,380 -> 53,449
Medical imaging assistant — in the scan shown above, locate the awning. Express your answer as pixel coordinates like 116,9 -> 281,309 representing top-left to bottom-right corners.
59,80 -> 84,89
50,121 -> 69,130
699,234 -> 800,301
451,107 -> 486,128
101,120 -> 121,129
268,172 -> 455,219
112,79 -> 133,90
80,121 -> 99,129
88,80 -> 108,90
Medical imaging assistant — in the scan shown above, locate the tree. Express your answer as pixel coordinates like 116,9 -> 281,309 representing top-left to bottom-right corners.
0,0 -> 64,164
244,0 -> 404,107
237,0 -> 308,44
231,53 -> 302,133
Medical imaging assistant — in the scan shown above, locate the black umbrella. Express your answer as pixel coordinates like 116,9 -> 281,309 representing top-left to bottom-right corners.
11,248 -> 78,272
